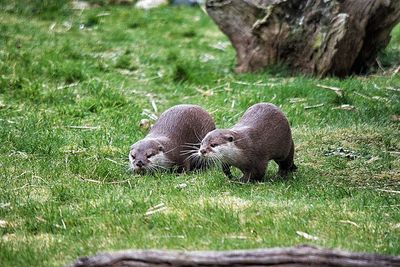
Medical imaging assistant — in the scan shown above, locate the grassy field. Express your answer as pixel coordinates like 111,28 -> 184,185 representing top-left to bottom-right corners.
0,3 -> 399,267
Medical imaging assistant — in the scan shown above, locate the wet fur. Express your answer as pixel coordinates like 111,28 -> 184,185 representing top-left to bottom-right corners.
129,105 -> 215,173
199,103 -> 297,182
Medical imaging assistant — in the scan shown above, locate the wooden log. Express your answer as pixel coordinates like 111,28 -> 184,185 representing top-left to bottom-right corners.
205,0 -> 400,77
68,245 -> 400,267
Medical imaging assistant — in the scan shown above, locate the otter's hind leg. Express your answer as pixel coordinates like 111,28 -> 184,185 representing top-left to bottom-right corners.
276,140 -> 297,177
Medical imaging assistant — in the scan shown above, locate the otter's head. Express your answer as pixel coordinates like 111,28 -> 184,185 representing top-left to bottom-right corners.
129,139 -> 168,173
198,129 -> 240,162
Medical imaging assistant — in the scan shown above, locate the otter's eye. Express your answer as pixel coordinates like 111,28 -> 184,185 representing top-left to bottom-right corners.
147,153 -> 154,158
227,136 -> 233,142
130,153 -> 135,160
210,143 -> 218,148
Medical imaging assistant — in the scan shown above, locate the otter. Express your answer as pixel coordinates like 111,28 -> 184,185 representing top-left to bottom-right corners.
198,103 -> 297,182
129,104 -> 215,173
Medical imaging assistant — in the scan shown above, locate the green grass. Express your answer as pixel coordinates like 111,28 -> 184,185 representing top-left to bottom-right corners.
0,4 -> 399,267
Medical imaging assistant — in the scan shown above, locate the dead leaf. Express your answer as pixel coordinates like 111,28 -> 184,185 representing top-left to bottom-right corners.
200,54 -> 215,63
391,115 -> 400,122
0,220 -> 8,228
175,183 -> 188,189
139,119 -> 152,129
211,41 -> 230,51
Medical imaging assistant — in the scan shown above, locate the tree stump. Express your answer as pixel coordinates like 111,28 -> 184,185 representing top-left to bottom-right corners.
206,0 -> 400,77
68,245 -> 400,267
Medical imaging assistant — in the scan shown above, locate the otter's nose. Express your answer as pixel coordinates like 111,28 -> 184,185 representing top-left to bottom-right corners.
200,148 -> 206,155
136,160 -> 144,168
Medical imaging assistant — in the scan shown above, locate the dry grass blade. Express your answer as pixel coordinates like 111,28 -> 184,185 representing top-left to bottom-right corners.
339,220 -> 360,227
105,158 -> 125,166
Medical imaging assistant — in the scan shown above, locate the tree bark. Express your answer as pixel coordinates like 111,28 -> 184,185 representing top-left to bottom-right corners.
205,0 -> 400,77
68,245 -> 400,267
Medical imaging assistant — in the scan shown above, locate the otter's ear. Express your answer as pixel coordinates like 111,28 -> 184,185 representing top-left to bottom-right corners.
226,135 -> 234,142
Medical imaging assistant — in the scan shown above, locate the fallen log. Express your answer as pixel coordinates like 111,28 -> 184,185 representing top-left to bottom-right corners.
205,0 -> 400,77
68,245 -> 400,267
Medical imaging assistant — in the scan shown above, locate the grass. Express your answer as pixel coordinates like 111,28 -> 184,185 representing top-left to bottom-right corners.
0,4 -> 399,267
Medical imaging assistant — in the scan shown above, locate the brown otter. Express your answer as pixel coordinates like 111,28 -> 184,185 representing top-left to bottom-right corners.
129,104 -> 215,173
198,103 -> 297,182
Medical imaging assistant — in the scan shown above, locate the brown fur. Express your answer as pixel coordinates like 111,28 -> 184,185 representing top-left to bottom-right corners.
199,103 -> 296,182
129,105 -> 216,173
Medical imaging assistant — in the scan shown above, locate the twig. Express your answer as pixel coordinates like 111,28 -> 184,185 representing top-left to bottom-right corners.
63,149 -> 86,154
354,92 -> 371,100
57,82 -> 79,90
316,84 -> 343,97
386,151 -> 400,156
304,103 -> 324,110
78,177 -> 132,184
332,104 -> 355,111
15,171 -> 29,179
376,189 -> 400,194
80,178 -> 101,184
296,231 -> 319,240
385,86 -> 400,92
59,208 -> 67,229
36,216 -> 47,223
67,125 -> 100,130
145,203 -> 167,216
289,98 -> 307,103
354,92 -> 388,102
232,81 -> 268,87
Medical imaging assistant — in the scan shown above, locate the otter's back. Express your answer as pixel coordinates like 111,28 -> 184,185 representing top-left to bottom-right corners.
149,104 -> 215,141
